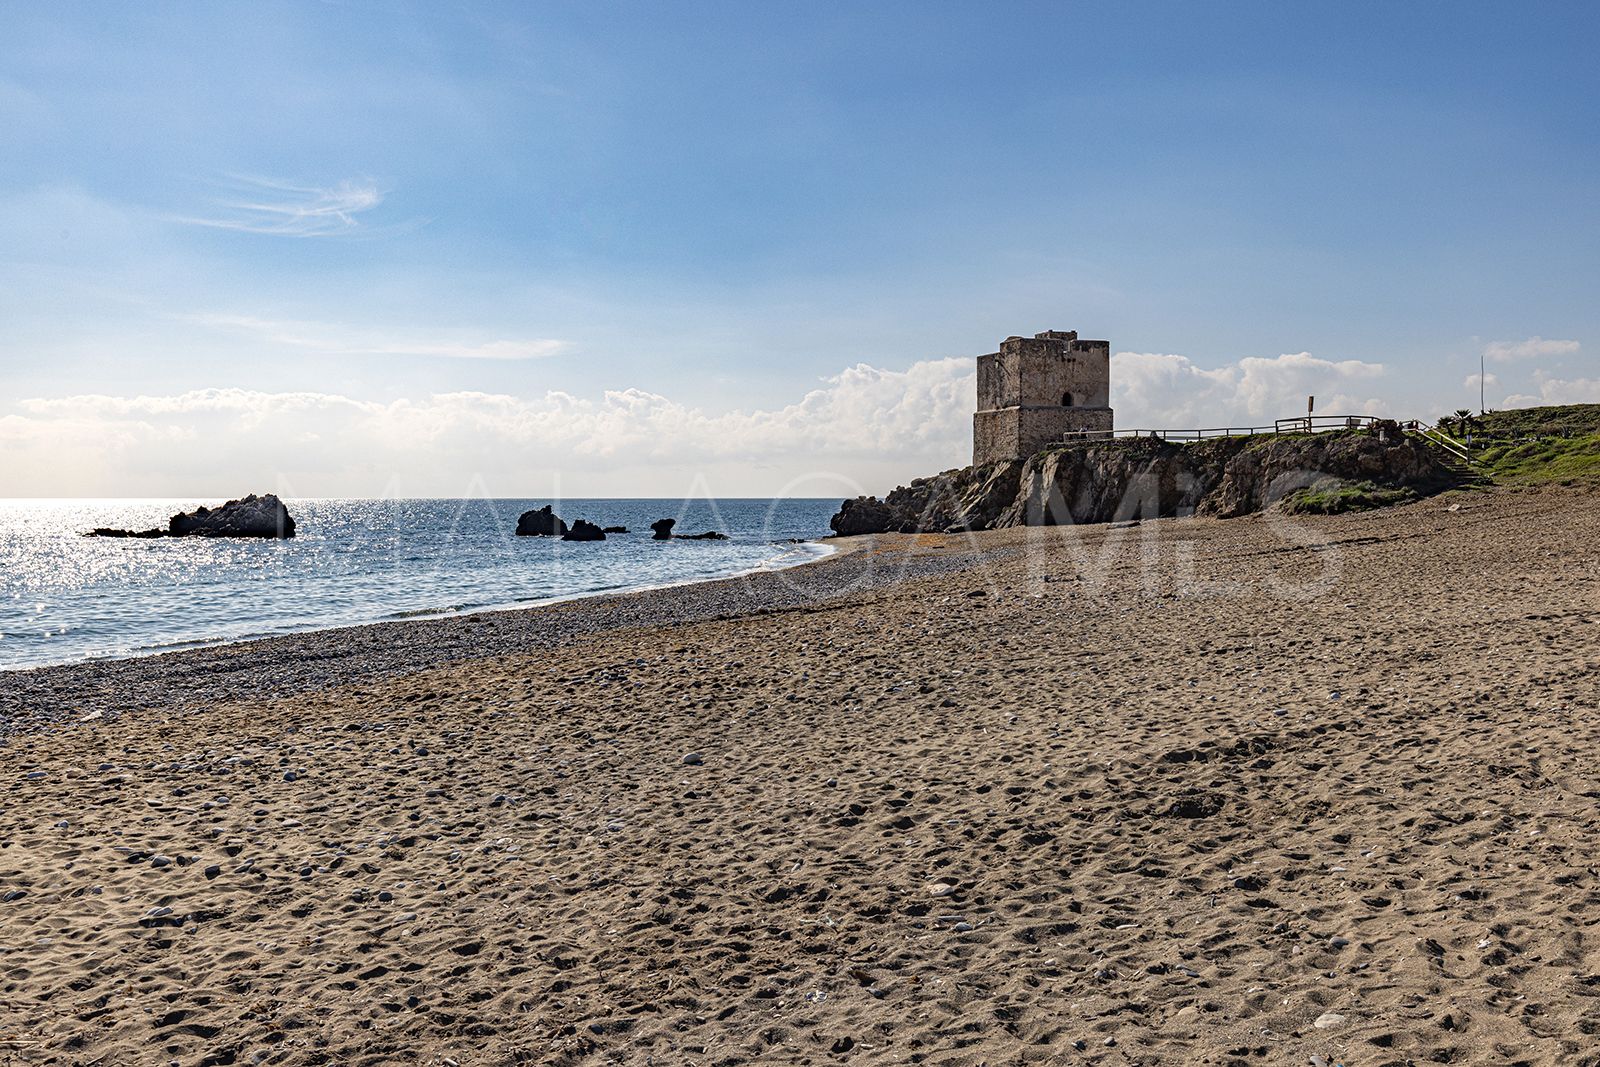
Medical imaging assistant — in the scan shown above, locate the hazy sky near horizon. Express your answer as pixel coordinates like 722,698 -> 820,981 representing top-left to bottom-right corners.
2,1 -> 1597,497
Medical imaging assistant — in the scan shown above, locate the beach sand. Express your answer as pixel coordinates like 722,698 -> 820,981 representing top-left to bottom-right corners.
3,484 -> 1599,1065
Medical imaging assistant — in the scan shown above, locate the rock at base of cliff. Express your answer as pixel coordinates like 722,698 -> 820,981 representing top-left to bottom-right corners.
561,519 -> 606,542
516,505 -> 568,537
830,496 -> 904,536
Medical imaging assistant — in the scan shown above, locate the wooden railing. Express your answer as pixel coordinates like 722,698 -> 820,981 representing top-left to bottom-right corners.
1273,415 -> 1385,434
1058,415 -> 1383,443
1409,421 -> 1473,463
1056,414 -> 1480,465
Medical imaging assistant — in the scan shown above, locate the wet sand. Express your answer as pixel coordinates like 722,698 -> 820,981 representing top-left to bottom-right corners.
3,484 -> 1599,1066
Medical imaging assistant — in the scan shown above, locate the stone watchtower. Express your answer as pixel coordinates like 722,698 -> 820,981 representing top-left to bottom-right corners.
973,330 -> 1113,466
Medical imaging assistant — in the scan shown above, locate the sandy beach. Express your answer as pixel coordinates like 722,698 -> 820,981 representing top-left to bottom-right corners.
3,483 -> 1599,1066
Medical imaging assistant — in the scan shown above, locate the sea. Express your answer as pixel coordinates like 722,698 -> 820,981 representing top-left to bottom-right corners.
0,498 -> 840,672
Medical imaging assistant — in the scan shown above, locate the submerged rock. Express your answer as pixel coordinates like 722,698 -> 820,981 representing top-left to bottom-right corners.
516,505 -> 568,537
88,493 -> 296,539
602,525 -> 628,534
561,520 -> 606,542
677,530 -> 729,540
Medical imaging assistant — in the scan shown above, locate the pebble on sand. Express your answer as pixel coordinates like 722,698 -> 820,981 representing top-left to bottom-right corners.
681,752 -> 704,766
1312,1011 -> 1346,1029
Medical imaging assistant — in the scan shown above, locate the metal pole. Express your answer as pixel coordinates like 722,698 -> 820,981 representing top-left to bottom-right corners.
1480,350 -> 1486,413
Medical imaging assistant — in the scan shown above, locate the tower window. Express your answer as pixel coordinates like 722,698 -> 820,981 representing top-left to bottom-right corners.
1061,391 -> 1074,406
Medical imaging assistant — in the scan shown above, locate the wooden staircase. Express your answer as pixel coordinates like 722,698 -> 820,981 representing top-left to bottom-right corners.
1413,422 -> 1491,486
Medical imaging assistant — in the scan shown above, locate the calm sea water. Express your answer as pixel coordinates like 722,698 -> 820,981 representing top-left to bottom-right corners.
0,498 -> 839,671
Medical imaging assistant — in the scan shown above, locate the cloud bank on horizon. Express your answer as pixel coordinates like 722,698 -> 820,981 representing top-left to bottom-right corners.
3,341 -> 1589,498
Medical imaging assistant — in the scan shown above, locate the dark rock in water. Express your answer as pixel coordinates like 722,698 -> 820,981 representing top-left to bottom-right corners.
602,526 -> 628,534
829,421 -> 1457,535
516,505 -> 568,537
169,494 -> 296,538
648,518 -> 725,541
87,493 -> 296,539
562,519 -> 606,541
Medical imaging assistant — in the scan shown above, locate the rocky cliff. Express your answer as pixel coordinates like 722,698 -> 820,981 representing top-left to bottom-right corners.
831,421 -> 1456,535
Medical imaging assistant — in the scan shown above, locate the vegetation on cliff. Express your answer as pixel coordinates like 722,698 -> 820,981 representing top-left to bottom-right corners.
1463,404 -> 1600,485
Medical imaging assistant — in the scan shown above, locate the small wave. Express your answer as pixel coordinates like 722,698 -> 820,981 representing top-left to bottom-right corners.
381,604 -> 477,620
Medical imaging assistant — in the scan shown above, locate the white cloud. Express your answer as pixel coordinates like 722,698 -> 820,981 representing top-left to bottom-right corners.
188,313 -> 565,361
1111,350 -> 1389,429
172,176 -> 385,237
1464,372 -> 1498,389
0,350 -> 1420,496
0,359 -> 979,496
1500,371 -> 1600,409
1484,336 -> 1581,363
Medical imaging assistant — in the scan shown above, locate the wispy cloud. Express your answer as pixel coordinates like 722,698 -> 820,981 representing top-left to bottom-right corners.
1484,336 -> 1580,363
172,175 -> 386,237
188,312 -> 564,360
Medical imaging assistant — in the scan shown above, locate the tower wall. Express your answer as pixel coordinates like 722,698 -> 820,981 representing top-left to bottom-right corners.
972,330 -> 1115,466
973,406 -> 1113,467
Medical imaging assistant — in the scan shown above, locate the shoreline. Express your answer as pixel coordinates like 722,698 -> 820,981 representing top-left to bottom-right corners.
0,536 -> 839,678
0,531 -> 986,738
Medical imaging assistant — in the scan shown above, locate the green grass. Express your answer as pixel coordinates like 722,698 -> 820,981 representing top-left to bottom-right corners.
1423,404 -> 1600,485
1474,403 -> 1600,439
1281,480 -> 1419,515
1474,433 -> 1600,484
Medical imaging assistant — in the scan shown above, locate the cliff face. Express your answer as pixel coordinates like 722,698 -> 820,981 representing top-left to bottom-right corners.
831,422 -> 1456,535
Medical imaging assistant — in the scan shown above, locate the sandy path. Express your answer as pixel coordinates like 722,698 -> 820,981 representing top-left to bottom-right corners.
2,485 -> 1598,1066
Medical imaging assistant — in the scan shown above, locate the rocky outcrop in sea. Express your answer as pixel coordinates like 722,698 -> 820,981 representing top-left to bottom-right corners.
562,520 -> 606,542
88,494 -> 296,539
648,518 -> 727,541
515,505 -> 568,537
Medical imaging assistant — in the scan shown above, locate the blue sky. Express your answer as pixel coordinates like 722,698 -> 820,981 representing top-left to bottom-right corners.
1,1 -> 1596,496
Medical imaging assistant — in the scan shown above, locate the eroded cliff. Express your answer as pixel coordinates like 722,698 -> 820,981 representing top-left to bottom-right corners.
831,422 -> 1457,535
